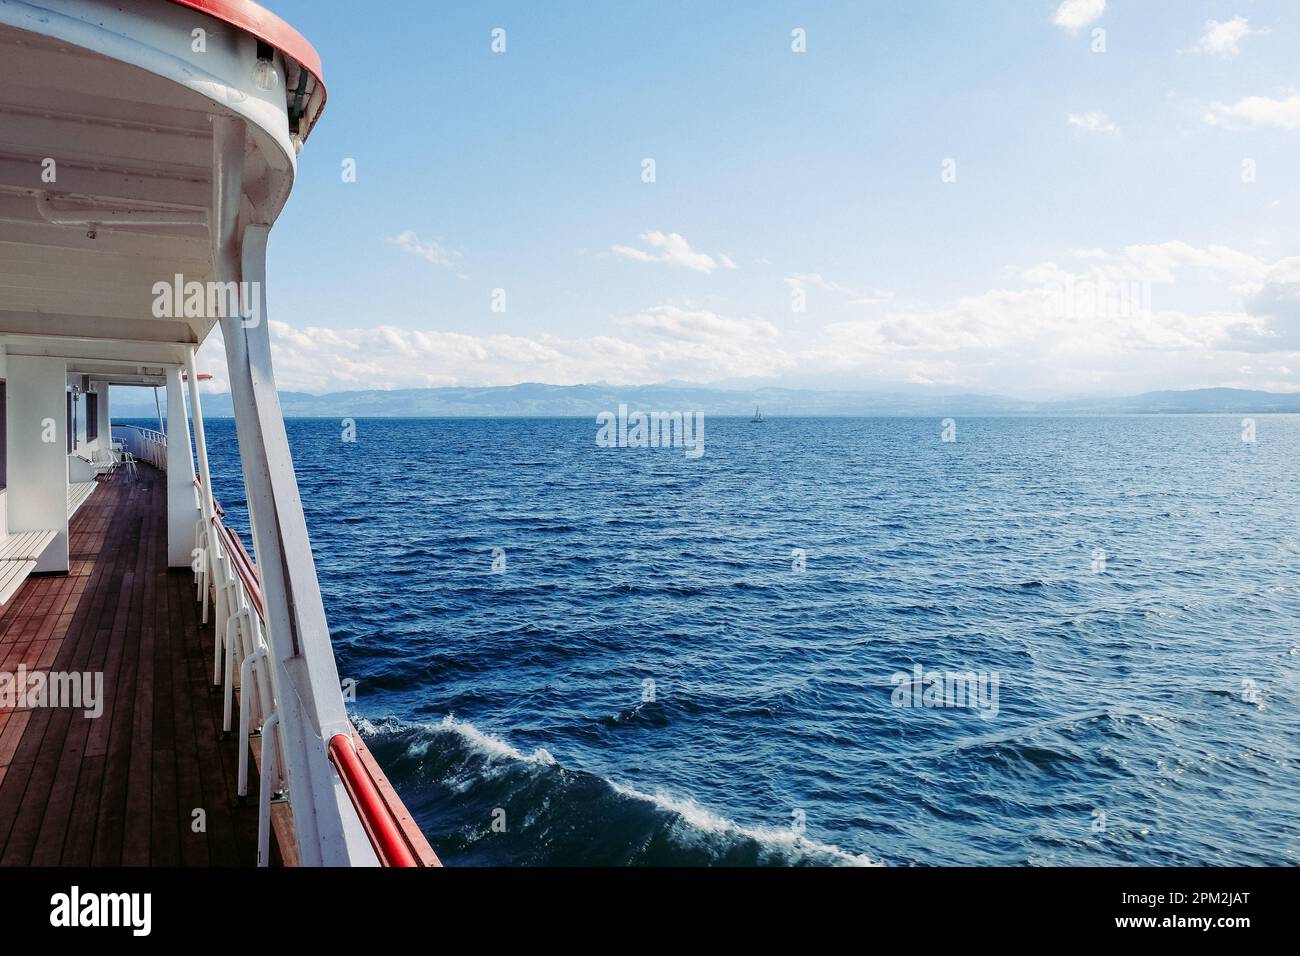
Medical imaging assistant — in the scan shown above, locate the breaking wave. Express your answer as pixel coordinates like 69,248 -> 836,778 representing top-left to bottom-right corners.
356,715 -> 878,867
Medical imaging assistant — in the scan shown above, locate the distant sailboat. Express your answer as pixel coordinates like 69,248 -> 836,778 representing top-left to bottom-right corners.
751,406 -> 764,423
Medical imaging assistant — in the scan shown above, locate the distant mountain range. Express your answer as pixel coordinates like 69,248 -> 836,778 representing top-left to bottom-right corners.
109,383 -> 1300,419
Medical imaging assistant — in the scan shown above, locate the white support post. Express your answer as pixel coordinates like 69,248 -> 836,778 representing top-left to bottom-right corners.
71,388 -> 87,452
96,380 -> 111,452
166,366 -> 199,568
185,348 -> 215,527
211,115 -> 376,867
185,348 -> 218,645
4,356 -> 69,572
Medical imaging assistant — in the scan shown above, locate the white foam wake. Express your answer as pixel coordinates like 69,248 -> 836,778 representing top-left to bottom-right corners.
434,714 -> 557,766
356,713 -> 557,765
608,781 -> 879,867
359,712 -> 878,867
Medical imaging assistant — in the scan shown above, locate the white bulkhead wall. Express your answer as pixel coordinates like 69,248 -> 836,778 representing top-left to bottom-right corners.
5,355 -> 70,572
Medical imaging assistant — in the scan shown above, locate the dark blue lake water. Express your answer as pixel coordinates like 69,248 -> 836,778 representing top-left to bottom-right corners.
159,415 -> 1300,865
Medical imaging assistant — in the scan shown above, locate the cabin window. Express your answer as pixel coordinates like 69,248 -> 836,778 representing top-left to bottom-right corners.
87,392 -> 99,442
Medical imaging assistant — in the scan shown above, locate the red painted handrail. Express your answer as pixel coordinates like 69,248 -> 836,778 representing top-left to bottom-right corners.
327,734 -> 417,867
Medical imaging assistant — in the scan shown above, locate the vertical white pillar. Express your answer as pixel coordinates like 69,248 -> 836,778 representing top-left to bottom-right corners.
185,350 -> 220,679
5,355 -> 69,572
185,349 -> 215,526
72,390 -> 87,452
222,228 -> 374,867
97,381 -> 111,450
211,114 -> 375,866
166,366 -> 198,568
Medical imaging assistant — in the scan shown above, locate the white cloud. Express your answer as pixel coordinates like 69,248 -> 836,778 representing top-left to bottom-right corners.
1187,17 -> 1255,58
1067,111 -> 1118,134
611,231 -> 727,273
1053,0 -> 1104,34
785,273 -> 894,304
387,230 -> 463,271
811,242 -> 1281,394
785,272 -> 851,294
1205,94 -> 1300,130
1241,257 -> 1300,351
1102,241 -> 1267,290
619,305 -> 778,344
196,309 -> 792,394
192,241 -> 1300,399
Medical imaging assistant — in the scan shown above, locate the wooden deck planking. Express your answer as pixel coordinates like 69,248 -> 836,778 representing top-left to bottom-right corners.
0,466 -> 263,866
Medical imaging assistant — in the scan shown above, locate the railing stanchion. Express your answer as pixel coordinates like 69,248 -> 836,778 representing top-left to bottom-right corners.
257,712 -> 281,867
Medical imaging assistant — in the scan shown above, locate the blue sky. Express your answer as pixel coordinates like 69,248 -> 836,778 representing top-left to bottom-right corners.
201,0 -> 1300,398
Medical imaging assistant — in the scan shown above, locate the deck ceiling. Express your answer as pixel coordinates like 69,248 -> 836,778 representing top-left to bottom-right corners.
0,18 -> 273,372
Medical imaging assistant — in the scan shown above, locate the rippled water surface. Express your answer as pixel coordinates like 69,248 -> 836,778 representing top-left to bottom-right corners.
179,415 -> 1300,865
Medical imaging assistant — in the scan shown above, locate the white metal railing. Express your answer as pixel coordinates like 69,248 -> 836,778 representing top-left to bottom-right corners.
191,480 -> 283,864
111,424 -> 167,470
